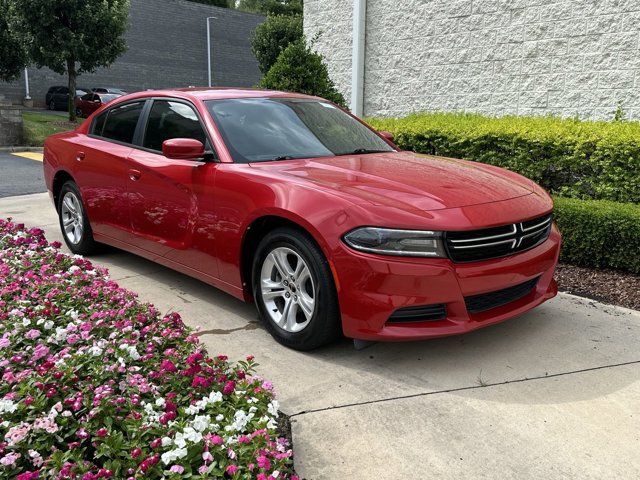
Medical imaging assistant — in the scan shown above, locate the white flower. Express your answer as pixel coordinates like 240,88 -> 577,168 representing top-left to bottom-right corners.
272,471 -> 280,479
161,447 -> 188,465
55,327 -> 67,342
174,432 -> 187,449
182,427 -> 202,444
89,346 -> 103,356
22,318 -> 31,327
43,320 -> 54,330
208,390 -> 223,403
68,265 -> 80,273
267,400 -> 279,417
0,399 -> 17,414
161,436 -> 172,447
192,415 -> 211,432
155,397 -> 165,408
215,414 -> 224,421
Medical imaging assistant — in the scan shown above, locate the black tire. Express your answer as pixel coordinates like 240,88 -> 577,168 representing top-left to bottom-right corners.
49,100 -> 56,111
57,181 -> 100,255
75,107 -> 82,117
252,227 -> 341,350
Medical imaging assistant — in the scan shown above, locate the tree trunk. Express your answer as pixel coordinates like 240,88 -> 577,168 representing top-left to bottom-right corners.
67,57 -> 77,122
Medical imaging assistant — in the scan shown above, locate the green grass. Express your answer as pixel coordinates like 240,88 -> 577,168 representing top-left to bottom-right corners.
22,111 -> 80,146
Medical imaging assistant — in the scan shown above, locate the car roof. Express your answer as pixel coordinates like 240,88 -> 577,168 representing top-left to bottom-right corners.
119,87 -> 321,102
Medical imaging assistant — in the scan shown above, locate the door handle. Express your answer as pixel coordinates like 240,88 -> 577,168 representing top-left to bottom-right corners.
128,169 -> 141,181
76,151 -> 85,162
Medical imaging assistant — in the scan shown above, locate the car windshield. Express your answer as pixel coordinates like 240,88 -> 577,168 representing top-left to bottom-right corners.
100,94 -> 120,103
205,98 -> 394,163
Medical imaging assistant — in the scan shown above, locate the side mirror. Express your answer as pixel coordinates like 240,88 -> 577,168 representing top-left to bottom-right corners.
379,130 -> 394,143
162,138 -> 205,160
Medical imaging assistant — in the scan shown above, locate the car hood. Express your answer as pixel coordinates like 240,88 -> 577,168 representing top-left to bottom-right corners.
249,151 -> 534,211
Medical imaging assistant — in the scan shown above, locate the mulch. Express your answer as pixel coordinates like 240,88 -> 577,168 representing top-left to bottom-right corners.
555,263 -> 640,311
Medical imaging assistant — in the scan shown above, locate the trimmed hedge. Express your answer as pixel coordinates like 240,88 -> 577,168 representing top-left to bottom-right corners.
553,196 -> 640,274
368,113 -> 640,204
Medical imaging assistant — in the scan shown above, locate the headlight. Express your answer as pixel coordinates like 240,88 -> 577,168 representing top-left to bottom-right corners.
343,227 -> 447,258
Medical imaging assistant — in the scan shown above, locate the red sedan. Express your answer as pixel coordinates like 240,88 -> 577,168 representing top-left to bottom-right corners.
74,92 -> 122,118
43,88 -> 561,350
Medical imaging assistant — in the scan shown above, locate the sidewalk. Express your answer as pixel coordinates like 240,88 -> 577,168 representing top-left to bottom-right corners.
1,192 -> 639,479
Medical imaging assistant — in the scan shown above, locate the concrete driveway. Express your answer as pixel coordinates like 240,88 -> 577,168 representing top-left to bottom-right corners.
1,192 -> 639,479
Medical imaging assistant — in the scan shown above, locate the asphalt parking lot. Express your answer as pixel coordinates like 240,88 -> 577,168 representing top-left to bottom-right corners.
1,187 -> 639,479
0,152 -> 46,198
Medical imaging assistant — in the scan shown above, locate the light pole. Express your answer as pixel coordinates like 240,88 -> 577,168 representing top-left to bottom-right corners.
206,16 -> 217,87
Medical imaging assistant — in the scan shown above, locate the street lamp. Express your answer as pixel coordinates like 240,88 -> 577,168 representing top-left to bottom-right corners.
206,16 -> 217,87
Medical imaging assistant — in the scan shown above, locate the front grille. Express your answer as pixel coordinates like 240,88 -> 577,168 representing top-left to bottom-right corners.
387,303 -> 447,323
464,277 -> 540,314
445,214 -> 552,263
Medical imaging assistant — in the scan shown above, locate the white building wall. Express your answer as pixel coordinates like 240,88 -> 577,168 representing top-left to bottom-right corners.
304,0 -> 640,119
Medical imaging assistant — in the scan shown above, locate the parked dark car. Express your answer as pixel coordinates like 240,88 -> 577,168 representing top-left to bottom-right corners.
45,86 -> 89,111
91,87 -> 127,95
74,92 -> 122,118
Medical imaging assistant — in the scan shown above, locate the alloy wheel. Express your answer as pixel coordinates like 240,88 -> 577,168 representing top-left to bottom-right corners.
260,247 -> 316,333
60,191 -> 84,245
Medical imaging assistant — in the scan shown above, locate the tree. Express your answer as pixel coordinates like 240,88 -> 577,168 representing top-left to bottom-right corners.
259,38 -> 346,107
251,14 -> 302,74
237,0 -> 302,16
12,0 -> 130,121
0,0 -> 29,82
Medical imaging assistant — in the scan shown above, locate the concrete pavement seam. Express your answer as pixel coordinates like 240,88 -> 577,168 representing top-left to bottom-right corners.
289,358 -> 640,418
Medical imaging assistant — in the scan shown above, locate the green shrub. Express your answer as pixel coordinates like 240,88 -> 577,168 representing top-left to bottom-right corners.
259,38 -> 347,107
368,112 -> 640,204
251,14 -> 302,74
553,196 -> 640,274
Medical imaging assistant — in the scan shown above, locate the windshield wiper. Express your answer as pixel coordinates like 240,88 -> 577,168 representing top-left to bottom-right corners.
339,149 -> 389,155
271,155 -> 295,161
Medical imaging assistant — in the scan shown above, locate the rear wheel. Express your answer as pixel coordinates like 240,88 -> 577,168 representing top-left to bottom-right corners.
75,107 -> 82,117
57,181 -> 99,255
49,100 -> 56,111
253,227 -> 341,350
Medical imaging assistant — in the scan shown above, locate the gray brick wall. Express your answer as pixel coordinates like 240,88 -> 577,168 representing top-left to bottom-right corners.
305,0 -> 640,120
0,0 -> 264,106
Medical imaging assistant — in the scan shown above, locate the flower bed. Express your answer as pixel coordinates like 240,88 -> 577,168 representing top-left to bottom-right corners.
0,219 -> 296,479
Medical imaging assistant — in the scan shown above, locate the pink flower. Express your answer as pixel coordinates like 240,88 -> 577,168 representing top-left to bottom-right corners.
169,465 -> 184,474
210,435 -> 223,446
257,455 -> 271,470
226,465 -> 238,475
96,428 -> 108,437
160,359 -> 177,373
5,423 -> 30,445
17,471 -> 39,480
222,380 -> 236,395
32,344 -> 49,361
0,452 -> 21,466
25,329 -> 41,340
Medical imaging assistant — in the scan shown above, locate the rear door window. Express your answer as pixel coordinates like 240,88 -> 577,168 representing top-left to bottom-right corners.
142,100 -> 207,152
101,101 -> 145,144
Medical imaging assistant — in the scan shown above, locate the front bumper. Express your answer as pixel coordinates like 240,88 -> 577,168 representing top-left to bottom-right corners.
332,223 -> 561,341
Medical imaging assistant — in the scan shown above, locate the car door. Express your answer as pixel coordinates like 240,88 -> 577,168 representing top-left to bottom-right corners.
75,100 -> 146,242
126,98 -> 219,276
52,87 -> 66,109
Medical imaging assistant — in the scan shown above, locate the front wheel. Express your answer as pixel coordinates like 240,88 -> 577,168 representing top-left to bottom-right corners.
57,181 -> 100,255
75,107 -> 82,117
253,227 -> 341,350
49,100 -> 56,111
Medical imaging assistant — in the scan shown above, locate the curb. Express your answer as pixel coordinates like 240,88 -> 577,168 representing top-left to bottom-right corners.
558,291 -> 640,317
0,146 -> 44,153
